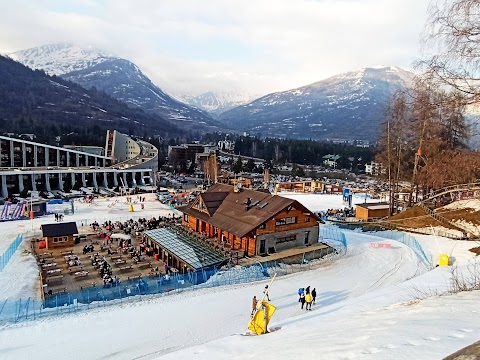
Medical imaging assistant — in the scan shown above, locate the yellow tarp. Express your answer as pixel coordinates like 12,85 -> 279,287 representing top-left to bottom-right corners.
248,301 -> 276,335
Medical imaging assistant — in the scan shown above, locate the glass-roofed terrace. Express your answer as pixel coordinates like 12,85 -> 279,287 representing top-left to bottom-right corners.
144,228 -> 226,272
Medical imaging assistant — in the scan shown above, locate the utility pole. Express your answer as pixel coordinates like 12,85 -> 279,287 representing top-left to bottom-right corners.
387,119 -> 393,215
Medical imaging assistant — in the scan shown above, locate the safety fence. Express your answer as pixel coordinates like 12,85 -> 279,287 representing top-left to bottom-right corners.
369,230 -> 433,268
0,235 -> 23,271
0,262 -> 266,323
320,225 -> 348,255
0,233 -> 345,324
324,222 -> 433,268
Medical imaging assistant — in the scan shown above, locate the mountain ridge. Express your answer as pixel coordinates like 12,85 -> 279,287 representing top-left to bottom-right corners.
0,55 -> 182,141
219,66 -> 414,141
10,43 -> 222,132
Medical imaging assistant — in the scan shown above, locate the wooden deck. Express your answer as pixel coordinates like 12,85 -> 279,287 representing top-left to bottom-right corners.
33,227 -> 165,294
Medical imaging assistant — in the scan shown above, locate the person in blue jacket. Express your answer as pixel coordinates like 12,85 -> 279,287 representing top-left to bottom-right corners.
298,287 -> 304,302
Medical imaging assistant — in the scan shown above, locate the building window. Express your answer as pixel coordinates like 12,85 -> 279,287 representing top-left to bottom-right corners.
53,236 -> 68,243
258,223 -> 266,229
183,214 -> 189,222
276,234 -> 296,244
305,217 -> 311,222
275,217 -> 297,226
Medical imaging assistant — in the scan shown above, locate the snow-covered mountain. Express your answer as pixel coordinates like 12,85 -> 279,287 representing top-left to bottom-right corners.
182,90 -> 260,116
9,43 -> 111,76
10,43 -> 222,131
219,66 -> 414,141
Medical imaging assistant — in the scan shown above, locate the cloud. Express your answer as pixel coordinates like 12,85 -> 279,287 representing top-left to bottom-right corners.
0,0 -> 430,97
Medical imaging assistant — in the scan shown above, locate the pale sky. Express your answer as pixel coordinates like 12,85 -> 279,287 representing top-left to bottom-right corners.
0,0 -> 430,97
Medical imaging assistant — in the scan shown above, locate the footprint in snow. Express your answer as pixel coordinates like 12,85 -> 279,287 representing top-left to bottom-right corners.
449,333 -> 465,339
424,336 -> 440,341
404,340 -> 421,346
382,344 -> 398,349
361,347 -> 382,354
459,328 -> 473,333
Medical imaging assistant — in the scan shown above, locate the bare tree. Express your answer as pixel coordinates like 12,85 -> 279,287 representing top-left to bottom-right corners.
419,0 -> 480,103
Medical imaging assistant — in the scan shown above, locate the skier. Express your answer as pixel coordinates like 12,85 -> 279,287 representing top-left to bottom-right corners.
298,287 -> 304,302
311,288 -> 317,304
305,285 -> 310,294
251,296 -> 257,316
263,285 -> 271,301
305,292 -> 313,310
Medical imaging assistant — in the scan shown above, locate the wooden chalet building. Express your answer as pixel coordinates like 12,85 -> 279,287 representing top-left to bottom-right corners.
41,222 -> 78,249
355,202 -> 390,220
179,184 -> 321,257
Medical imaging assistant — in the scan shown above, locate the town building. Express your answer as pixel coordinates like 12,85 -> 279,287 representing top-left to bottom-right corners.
167,143 -> 216,167
322,154 -> 341,168
275,180 -> 325,194
179,184 -> 321,257
365,161 -> 384,176
0,131 -> 158,198
355,202 -> 390,220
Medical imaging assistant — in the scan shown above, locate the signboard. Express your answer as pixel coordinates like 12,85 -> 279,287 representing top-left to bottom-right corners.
342,188 -> 352,207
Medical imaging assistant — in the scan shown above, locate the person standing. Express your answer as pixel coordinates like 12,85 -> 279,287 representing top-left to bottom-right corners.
298,287 -> 304,302
251,295 -> 257,316
305,292 -> 313,310
263,285 -> 271,301
300,292 -> 306,309
311,288 -> 317,304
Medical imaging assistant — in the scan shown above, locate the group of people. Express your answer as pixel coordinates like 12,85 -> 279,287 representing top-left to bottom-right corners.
90,216 -> 180,240
103,274 -> 120,286
82,244 -> 95,254
91,254 -> 113,281
67,257 -> 82,267
298,286 -> 316,311
54,213 -> 64,222
318,207 -> 355,220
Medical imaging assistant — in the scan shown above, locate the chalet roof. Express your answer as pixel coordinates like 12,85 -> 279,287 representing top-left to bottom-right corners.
199,191 -> 229,216
322,154 -> 341,160
181,184 -> 320,238
356,202 -> 390,210
41,222 -> 78,237
145,228 -> 225,271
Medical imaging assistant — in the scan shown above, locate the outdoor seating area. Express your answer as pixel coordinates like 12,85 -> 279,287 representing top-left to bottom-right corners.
33,215 -> 207,297
34,233 -> 165,296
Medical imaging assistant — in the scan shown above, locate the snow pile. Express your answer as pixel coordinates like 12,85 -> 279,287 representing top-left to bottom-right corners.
442,199 -> 480,211
453,220 -> 480,236
279,193 -> 381,213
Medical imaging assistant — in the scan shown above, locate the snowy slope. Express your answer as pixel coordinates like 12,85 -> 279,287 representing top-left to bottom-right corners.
9,43 -> 111,76
182,90 -> 260,115
63,58 -> 223,130
0,194 -> 479,360
220,66 -> 414,141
